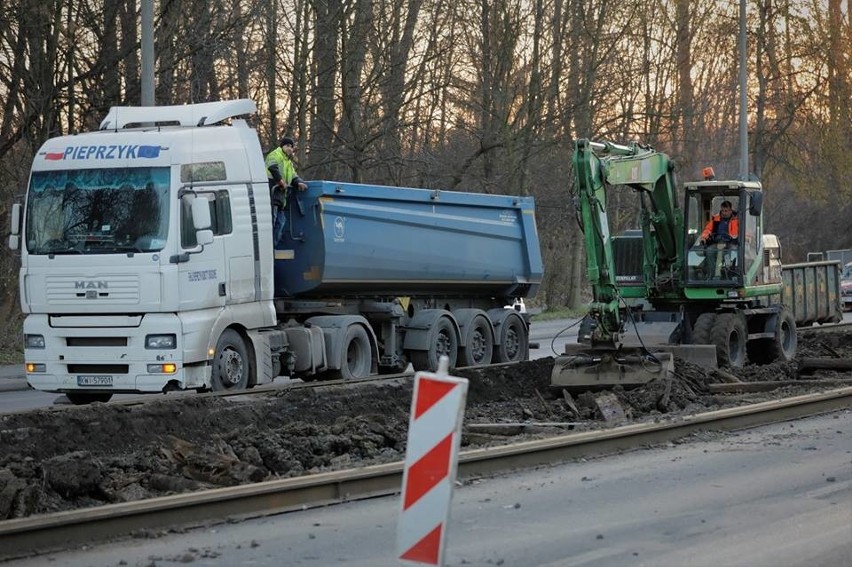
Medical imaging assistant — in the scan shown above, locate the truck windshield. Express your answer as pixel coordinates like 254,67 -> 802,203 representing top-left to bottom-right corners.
25,167 -> 170,255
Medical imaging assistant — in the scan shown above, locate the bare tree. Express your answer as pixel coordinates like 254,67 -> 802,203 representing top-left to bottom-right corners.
305,0 -> 340,178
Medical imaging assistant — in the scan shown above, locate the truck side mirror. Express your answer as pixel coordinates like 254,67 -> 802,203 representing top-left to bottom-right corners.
196,229 -> 213,246
8,203 -> 21,250
191,196 -> 212,230
190,195 -> 214,245
748,191 -> 763,216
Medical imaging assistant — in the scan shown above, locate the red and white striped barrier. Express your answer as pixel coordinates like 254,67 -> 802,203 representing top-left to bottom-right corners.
397,356 -> 469,565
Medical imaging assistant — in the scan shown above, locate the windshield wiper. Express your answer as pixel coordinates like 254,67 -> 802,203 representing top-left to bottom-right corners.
46,247 -> 84,256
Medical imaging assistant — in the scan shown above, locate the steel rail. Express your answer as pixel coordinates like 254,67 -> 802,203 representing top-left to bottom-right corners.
2,386 -> 850,561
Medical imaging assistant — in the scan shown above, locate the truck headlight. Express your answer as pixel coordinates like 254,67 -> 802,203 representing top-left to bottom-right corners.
25,334 -> 45,349
145,334 -> 176,349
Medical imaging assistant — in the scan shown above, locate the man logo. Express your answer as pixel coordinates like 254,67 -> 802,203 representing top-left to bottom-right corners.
74,281 -> 108,289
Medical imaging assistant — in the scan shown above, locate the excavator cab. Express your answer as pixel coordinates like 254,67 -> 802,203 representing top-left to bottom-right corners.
683,184 -> 763,289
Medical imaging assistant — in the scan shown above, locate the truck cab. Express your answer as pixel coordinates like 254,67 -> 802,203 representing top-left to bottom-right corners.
9,100 -> 279,403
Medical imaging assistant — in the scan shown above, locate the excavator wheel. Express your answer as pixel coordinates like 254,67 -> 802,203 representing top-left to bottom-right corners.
711,313 -> 747,368
747,307 -> 797,364
692,313 -> 717,344
767,307 -> 797,362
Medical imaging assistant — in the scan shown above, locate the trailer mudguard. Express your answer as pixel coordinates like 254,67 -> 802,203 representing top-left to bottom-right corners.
453,308 -> 494,346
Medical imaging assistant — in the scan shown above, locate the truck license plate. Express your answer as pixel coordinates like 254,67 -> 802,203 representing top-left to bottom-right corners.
77,375 -> 113,387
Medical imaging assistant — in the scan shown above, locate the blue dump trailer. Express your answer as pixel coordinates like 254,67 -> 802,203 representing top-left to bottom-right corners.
272,181 -> 544,378
275,181 -> 541,298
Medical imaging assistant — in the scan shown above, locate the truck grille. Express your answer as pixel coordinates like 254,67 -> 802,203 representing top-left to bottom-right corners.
45,275 -> 140,304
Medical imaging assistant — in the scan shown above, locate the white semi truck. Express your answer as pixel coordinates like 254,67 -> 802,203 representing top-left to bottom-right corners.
8,100 -> 543,404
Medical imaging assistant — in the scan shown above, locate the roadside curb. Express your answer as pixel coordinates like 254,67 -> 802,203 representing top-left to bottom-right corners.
0,379 -> 29,392
0,365 -> 29,392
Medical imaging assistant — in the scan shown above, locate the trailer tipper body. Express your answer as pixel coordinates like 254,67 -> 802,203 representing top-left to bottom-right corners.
9,100 -> 542,404
275,181 -> 539,298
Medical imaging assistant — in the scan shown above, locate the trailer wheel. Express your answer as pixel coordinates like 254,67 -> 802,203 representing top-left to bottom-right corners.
692,313 -> 717,344
211,329 -> 250,391
458,313 -> 494,367
493,312 -> 527,363
66,392 -> 113,405
331,325 -> 372,381
410,316 -> 458,372
711,313 -> 747,368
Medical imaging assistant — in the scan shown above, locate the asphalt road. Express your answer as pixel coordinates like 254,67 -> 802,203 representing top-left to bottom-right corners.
7,406 -> 850,566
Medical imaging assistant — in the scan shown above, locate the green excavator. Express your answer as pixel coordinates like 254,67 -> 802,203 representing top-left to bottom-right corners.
552,139 -> 798,388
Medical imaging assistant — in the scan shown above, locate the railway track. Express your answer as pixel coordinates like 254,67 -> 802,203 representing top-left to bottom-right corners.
2,385 -> 850,561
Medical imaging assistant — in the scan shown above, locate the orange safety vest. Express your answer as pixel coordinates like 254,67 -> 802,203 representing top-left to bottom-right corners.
701,213 -> 739,241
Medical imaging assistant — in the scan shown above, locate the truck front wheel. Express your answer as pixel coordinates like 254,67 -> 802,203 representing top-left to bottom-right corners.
211,329 -> 250,391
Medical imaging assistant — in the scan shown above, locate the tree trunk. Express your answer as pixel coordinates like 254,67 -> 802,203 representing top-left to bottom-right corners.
308,0 -> 340,179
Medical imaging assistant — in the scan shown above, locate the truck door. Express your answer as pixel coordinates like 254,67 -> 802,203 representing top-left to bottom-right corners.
177,189 -> 230,311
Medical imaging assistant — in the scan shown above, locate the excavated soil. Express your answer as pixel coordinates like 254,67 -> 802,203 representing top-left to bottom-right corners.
1,327 -> 851,521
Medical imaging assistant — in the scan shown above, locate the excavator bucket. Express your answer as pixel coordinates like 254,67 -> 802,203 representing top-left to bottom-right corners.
551,343 -> 718,389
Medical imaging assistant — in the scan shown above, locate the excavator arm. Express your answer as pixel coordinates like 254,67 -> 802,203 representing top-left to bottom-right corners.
573,139 -> 684,349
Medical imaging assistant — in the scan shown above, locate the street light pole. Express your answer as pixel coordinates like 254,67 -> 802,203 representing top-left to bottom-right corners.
739,0 -> 748,180
141,0 -> 155,106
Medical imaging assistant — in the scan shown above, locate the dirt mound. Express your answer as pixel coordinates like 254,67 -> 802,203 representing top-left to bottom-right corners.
1,331 -> 850,520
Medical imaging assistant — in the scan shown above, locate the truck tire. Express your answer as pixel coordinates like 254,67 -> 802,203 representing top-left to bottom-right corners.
692,313 -> 717,344
332,325 -> 372,381
711,313 -> 747,368
410,316 -> 458,372
493,312 -> 527,363
211,329 -> 250,391
458,312 -> 494,368
66,392 -> 113,405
